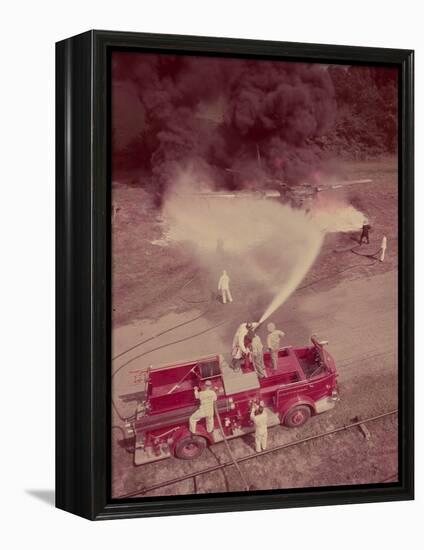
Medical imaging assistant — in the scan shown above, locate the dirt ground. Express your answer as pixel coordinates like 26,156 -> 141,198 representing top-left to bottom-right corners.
111,156 -> 398,498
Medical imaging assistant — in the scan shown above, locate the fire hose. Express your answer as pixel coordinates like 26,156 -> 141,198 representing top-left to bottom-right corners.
179,276 -> 211,304
213,402 -> 251,492
167,364 -> 197,395
112,275 -> 212,362
112,307 -> 209,362
350,245 -> 383,259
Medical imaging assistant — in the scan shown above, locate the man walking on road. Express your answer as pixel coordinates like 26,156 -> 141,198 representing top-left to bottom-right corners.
267,322 -> 285,371
218,270 -> 233,304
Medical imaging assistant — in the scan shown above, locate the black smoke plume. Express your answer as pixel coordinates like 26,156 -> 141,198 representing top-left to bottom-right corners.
112,52 -> 337,203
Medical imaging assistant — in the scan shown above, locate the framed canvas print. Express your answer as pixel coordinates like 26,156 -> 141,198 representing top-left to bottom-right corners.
56,30 -> 414,520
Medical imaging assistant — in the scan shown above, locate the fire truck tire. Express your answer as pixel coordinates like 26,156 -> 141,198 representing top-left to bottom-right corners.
283,405 -> 311,428
174,435 -> 207,460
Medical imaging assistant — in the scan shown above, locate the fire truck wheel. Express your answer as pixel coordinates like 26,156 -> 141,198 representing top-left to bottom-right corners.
283,405 -> 311,428
174,435 -> 207,460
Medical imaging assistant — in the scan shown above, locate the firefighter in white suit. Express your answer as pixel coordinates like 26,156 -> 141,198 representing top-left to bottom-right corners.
231,322 -> 259,370
250,402 -> 268,452
266,322 -> 286,371
218,270 -> 233,304
251,334 -> 266,378
189,380 -> 217,434
379,235 -> 387,262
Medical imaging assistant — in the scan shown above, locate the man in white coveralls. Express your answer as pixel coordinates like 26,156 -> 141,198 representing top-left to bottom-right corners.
231,321 -> 259,370
218,269 -> 233,304
189,380 -> 217,434
379,235 -> 387,262
267,322 -> 286,371
251,333 -> 266,378
250,402 -> 268,452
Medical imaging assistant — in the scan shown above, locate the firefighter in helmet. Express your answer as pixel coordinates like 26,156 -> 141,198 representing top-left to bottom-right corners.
231,321 -> 259,370
250,401 -> 268,452
267,322 -> 286,371
189,380 -> 217,434
251,333 -> 266,378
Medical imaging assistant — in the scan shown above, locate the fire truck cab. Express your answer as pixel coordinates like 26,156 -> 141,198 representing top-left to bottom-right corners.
121,335 -> 339,465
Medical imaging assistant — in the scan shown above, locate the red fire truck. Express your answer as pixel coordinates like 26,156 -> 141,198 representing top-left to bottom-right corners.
120,335 -> 339,465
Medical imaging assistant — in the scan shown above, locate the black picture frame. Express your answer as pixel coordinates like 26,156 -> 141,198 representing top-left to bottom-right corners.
56,30 -> 414,520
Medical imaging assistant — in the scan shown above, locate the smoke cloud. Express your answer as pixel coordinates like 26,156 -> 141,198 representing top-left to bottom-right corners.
112,53 -> 336,202
159,167 -> 364,323
161,168 -> 322,314
310,194 -> 366,233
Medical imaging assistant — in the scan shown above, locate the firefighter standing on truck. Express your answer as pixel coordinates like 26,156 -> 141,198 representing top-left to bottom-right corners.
267,322 -> 286,371
231,324 -> 246,371
231,321 -> 259,370
189,380 -> 217,434
250,402 -> 268,452
251,333 -> 266,378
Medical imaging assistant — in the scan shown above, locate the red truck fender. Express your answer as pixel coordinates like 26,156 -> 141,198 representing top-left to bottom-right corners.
169,424 -> 214,454
279,395 -> 316,424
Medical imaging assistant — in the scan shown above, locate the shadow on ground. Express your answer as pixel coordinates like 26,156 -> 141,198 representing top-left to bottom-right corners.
26,489 -> 55,507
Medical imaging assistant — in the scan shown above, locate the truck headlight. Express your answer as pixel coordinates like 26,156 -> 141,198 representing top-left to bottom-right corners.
331,389 -> 339,401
